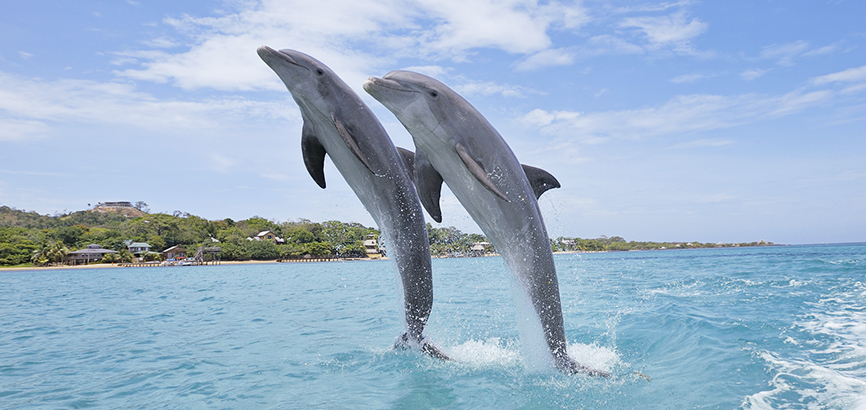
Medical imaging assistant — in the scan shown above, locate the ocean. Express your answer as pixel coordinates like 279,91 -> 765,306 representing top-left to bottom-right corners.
2,243 -> 864,409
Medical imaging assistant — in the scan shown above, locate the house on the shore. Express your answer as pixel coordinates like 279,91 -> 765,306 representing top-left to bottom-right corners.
248,230 -> 285,244
364,235 -> 382,259
127,242 -> 151,256
470,242 -> 492,255
65,244 -> 118,265
162,245 -> 186,260
471,241 -> 491,252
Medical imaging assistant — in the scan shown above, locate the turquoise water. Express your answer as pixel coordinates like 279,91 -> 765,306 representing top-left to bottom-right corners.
2,244 -> 865,409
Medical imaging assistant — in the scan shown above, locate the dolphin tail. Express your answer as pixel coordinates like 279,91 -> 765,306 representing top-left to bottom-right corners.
394,332 -> 451,361
554,354 -> 610,377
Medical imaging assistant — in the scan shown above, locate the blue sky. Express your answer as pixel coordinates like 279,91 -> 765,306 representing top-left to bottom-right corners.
1,0 -> 864,244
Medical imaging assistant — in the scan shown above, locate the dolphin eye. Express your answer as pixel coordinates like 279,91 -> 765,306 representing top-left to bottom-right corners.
429,90 -> 438,97
315,68 -> 324,76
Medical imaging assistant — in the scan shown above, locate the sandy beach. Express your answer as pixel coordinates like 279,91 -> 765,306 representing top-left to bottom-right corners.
0,259 -> 281,272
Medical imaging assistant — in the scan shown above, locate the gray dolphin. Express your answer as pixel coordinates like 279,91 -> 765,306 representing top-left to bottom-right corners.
364,71 -> 609,376
257,48 -> 447,360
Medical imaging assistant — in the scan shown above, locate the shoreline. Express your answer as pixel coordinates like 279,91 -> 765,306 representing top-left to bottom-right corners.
0,259 -> 282,272
0,245 -> 785,272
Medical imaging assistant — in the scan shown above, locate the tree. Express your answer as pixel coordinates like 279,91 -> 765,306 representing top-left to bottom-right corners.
283,227 -> 315,244
31,240 -> 68,266
117,248 -> 134,263
0,227 -> 38,265
133,201 -> 150,213
304,241 -> 333,257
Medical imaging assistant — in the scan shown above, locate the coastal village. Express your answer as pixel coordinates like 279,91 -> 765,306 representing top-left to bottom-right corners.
0,201 -> 772,269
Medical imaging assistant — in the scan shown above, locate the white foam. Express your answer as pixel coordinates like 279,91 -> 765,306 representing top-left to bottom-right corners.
742,351 -> 866,410
431,338 -> 619,375
567,342 -> 620,373
744,285 -> 866,409
444,338 -> 522,369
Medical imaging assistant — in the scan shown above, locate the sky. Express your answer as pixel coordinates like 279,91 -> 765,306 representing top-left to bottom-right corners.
1,0 -> 864,245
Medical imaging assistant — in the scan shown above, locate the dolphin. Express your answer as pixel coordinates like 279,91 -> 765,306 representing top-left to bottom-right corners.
364,71 -> 609,376
257,48 -> 447,360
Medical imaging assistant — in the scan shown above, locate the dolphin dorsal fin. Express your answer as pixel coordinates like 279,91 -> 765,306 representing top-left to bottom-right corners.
396,147 -> 415,177
301,119 -> 327,188
454,142 -> 509,202
522,164 -> 561,199
414,150 -> 444,223
332,113 -> 378,176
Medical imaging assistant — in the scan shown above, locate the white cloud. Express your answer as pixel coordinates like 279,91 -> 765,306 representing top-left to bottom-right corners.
0,117 -> 51,141
19,51 -> 34,59
260,173 -> 291,181
741,68 -> 769,81
840,83 -> 866,95
400,65 -> 448,78
515,33 -> 650,71
619,10 -> 707,51
802,44 -> 838,58
117,0 -> 414,91
671,73 -> 707,83
0,72 -> 296,141
114,0 -> 591,91
415,0 -> 588,57
519,108 -> 580,127
515,48 -> 576,71
587,35 -> 645,54
669,138 -> 733,149
522,89 -> 834,141
210,153 -> 236,174
760,40 -> 809,66
455,80 -> 539,98
613,1 -> 695,14
811,64 -> 866,85
142,37 -> 181,49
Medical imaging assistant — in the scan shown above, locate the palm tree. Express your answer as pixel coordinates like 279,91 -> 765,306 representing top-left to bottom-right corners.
31,247 -> 49,266
117,248 -> 134,263
46,241 -> 68,265
101,252 -> 120,264
31,240 -> 68,266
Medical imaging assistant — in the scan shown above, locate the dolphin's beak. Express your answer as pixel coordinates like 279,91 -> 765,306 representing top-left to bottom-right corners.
256,46 -> 277,61
364,77 -> 408,94
257,46 -> 299,67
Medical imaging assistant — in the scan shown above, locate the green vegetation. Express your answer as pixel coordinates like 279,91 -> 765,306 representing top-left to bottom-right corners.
0,205 -> 379,266
427,223 -> 489,257
0,204 -> 774,267
551,235 -> 773,252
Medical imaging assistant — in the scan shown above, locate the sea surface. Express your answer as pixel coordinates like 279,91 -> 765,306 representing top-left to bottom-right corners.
1,243 -> 865,409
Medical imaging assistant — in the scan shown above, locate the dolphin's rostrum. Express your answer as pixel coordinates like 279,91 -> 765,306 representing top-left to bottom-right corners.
257,47 -> 447,360
364,71 -> 609,376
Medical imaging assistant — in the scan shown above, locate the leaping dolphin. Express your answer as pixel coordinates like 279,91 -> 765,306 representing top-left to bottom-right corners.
364,71 -> 609,377
257,48 -> 447,360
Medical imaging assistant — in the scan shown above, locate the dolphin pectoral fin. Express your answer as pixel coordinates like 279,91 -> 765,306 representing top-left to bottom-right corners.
331,113 -> 378,176
522,164 -> 561,199
455,142 -> 510,202
301,121 -> 327,189
414,150 -> 444,223
396,147 -> 415,177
